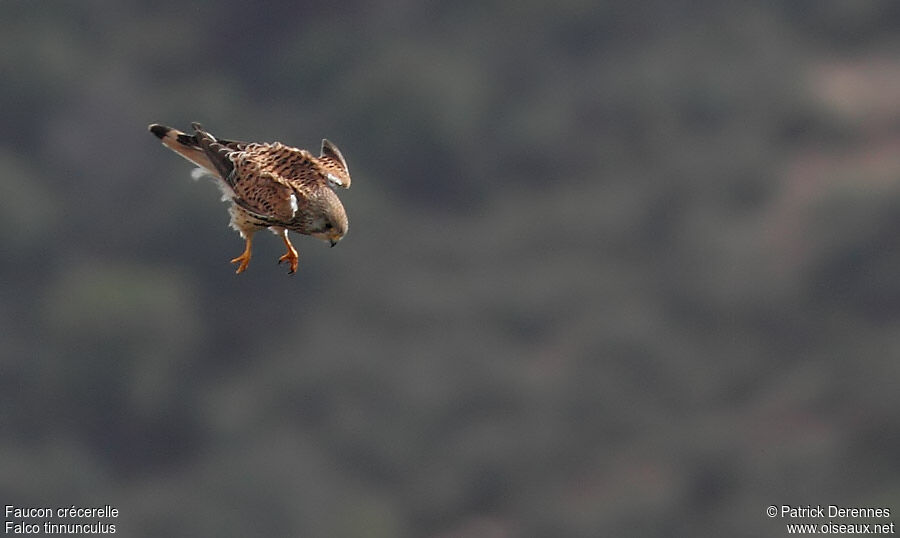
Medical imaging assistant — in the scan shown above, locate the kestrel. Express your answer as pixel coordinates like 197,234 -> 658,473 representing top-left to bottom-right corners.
149,123 -> 350,274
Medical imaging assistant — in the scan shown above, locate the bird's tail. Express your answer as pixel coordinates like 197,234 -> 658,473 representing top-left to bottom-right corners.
148,123 -> 219,173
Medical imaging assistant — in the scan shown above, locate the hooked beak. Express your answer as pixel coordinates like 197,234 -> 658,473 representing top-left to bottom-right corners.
329,239 -> 338,248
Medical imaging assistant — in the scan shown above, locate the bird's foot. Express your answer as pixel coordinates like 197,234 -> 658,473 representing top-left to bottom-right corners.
278,249 -> 299,274
230,251 -> 252,274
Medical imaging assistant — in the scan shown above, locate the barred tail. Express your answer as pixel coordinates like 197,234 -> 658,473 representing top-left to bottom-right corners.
148,123 -> 218,174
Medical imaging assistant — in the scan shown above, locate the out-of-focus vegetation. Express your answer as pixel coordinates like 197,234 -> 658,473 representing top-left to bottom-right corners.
3,1 -> 900,536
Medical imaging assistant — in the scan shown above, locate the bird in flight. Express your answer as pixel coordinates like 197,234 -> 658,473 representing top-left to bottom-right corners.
149,123 -> 351,274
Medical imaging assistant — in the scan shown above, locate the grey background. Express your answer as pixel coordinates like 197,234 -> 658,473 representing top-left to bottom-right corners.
2,1 -> 900,536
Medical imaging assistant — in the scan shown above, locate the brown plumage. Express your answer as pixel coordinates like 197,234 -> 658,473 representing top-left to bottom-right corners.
149,122 -> 350,274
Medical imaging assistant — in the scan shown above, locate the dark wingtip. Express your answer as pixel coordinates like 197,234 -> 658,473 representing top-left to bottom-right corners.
149,124 -> 169,139
320,138 -> 349,170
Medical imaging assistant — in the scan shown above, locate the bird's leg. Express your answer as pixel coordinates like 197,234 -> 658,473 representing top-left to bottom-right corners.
276,229 -> 299,274
230,233 -> 254,274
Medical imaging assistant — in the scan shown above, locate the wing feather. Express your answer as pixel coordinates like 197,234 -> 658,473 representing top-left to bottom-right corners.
228,144 -> 305,222
319,139 -> 351,188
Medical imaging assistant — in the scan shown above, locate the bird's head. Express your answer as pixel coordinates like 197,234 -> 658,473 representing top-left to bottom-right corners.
310,188 -> 349,247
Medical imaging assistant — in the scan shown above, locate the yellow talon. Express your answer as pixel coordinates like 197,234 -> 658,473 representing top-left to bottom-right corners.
277,252 -> 298,274
277,232 -> 299,274
230,236 -> 253,274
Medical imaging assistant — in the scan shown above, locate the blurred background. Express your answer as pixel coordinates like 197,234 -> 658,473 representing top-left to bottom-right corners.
2,1 -> 900,536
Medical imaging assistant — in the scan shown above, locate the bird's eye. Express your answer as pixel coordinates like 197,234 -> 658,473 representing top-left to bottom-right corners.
324,223 -> 333,230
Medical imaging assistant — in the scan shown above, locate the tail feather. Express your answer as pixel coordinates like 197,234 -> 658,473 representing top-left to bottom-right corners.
149,123 -> 250,179
148,123 -> 218,174
149,124 -> 170,139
